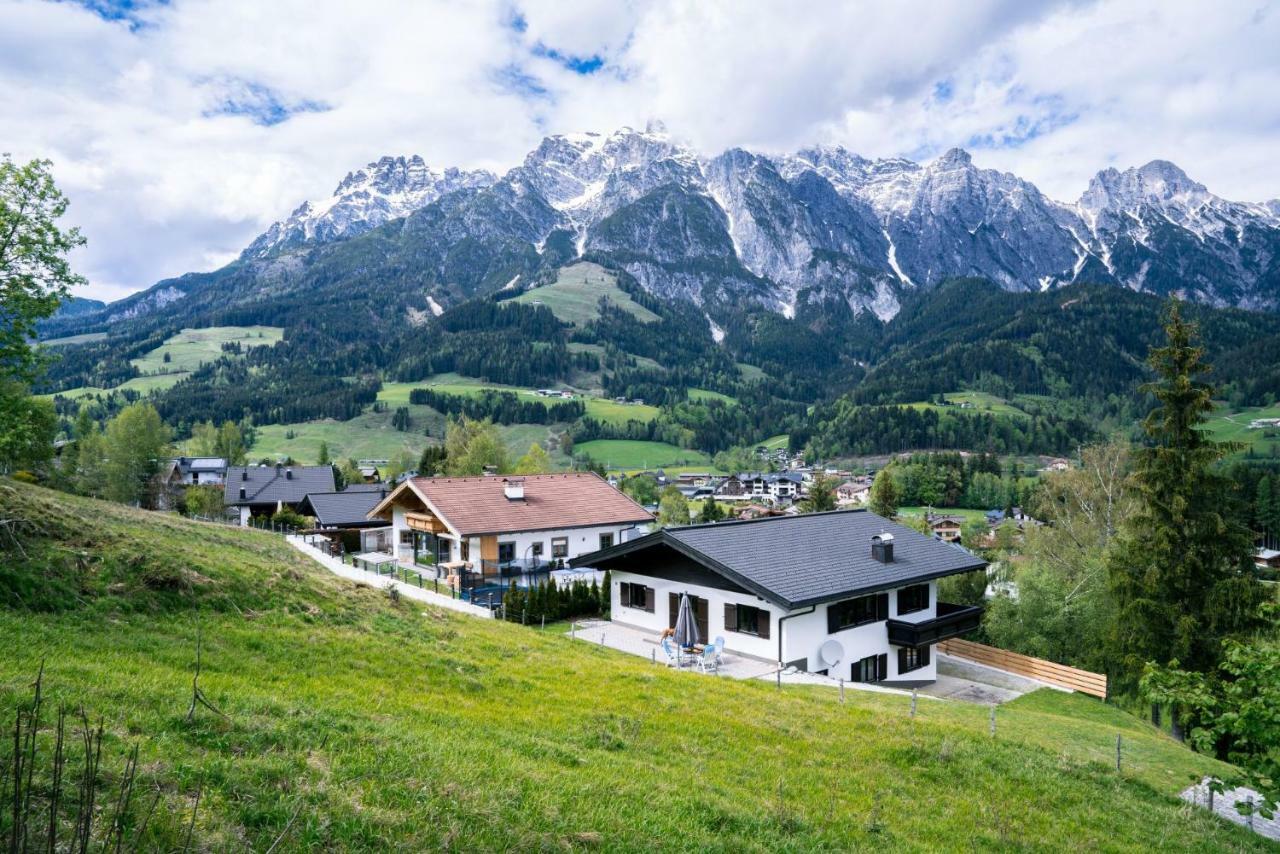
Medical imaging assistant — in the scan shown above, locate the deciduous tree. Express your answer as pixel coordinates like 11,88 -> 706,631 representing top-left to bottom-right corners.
869,468 -> 898,518
103,402 -> 171,508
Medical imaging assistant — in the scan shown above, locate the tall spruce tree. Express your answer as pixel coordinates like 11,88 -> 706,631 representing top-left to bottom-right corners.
1107,301 -> 1264,693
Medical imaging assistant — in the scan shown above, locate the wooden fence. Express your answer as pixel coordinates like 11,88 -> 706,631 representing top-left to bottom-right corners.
937,638 -> 1107,699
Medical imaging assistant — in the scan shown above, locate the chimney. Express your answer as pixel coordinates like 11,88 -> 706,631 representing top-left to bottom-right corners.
503,477 -> 525,501
483,465 -> 498,477
275,463 -> 282,475
241,471 -> 248,481
871,532 -> 894,563
286,469 -> 293,480
239,487 -> 246,500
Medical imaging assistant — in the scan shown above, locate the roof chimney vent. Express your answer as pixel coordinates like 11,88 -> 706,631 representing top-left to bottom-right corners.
503,477 -> 525,501
286,469 -> 293,480
275,463 -> 282,475
871,532 -> 894,563
238,487 -> 246,500
241,471 -> 248,481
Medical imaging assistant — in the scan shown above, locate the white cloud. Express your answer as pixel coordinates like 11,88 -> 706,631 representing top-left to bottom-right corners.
1,0 -> 1277,301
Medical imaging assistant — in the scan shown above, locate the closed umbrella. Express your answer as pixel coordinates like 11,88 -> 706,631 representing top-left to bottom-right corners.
673,593 -> 701,650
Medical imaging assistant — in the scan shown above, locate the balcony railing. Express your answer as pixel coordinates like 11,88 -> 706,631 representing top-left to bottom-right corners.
886,601 -> 983,647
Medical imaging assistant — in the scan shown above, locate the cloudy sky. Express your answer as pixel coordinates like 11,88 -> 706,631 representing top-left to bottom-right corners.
3,0 -> 1279,302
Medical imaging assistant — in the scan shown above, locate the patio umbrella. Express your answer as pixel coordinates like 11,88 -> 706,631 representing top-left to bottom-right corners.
673,593 -> 701,650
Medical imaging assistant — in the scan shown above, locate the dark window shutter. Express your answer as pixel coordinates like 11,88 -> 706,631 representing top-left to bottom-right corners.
620,582 -> 629,606
921,644 -> 930,667
827,603 -> 840,634
724,603 -> 737,631
669,592 -> 678,628
644,586 -> 655,613
898,647 -> 908,674
876,593 -> 889,621
756,609 -> 770,640
877,653 -> 888,681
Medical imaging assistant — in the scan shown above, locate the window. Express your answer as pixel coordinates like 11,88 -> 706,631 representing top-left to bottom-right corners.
898,645 -> 930,674
723,603 -> 770,639
599,532 -> 614,550
531,542 -> 544,558
399,530 -> 414,545
620,582 -> 654,612
852,653 -> 888,683
497,542 -> 516,564
551,537 -> 569,558
827,593 -> 889,632
897,584 -> 929,615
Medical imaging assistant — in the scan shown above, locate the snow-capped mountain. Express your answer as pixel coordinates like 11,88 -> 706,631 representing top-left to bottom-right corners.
228,127 -> 1280,320
243,155 -> 496,257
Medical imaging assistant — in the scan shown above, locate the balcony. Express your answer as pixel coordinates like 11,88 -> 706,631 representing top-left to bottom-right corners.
886,601 -> 983,647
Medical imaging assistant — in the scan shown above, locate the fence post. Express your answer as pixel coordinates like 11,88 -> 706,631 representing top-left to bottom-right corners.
599,632 -> 605,646
839,678 -> 845,703
989,706 -> 997,738
522,608 -> 526,625
1115,734 -> 1122,773
776,662 -> 782,690
652,648 -> 656,664
910,689 -> 917,718
571,620 -> 576,639
541,615 -> 546,630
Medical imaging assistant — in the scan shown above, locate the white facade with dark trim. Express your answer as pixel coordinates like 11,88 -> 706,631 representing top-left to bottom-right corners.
574,510 -> 985,687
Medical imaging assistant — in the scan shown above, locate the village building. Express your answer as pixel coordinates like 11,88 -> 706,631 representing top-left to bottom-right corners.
155,456 -> 228,510
925,513 -> 966,543
575,510 -> 985,686
224,463 -> 336,525
835,478 -> 871,506
368,472 -> 654,600
297,490 -> 393,554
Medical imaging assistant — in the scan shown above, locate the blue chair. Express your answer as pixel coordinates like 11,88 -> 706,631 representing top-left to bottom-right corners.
697,644 -> 720,674
660,636 -> 681,667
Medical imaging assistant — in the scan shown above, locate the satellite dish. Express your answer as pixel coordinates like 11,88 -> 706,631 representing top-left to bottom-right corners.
819,639 -> 845,668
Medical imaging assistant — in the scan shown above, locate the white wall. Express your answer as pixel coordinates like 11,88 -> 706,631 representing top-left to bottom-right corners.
609,571 -> 784,662
611,572 -> 940,682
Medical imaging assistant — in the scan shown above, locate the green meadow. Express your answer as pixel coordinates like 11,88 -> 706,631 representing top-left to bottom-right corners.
514,262 -> 660,325
0,480 -> 1261,851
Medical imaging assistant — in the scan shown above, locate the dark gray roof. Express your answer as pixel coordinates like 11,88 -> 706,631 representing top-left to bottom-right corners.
224,465 -> 336,506
340,482 -> 386,493
297,491 -> 386,527
573,509 -> 986,610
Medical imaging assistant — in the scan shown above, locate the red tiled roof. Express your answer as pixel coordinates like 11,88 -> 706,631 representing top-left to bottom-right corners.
382,472 -> 653,536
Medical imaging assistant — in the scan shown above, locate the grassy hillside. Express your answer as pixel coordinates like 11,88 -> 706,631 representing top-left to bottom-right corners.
1206,402 -> 1280,458
0,481 -> 1264,851
514,262 -> 660,325
574,439 -> 713,470
380,374 -> 662,427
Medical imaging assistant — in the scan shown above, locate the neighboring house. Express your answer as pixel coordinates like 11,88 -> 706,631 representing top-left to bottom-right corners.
1044,458 -> 1071,472
1255,548 -> 1280,571
835,478 -> 871,506
297,490 -> 392,553
156,457 -> 228,510
719,472 -> 806,503
359,465 -> 382,483
576,510 -> 985,686
368,472 -> 655,578
925,513 -> 966,543
340,482 -> 388,493
224,464 -> 336,525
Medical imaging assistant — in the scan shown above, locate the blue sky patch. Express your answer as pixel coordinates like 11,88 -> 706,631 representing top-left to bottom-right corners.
532,43 -> 605,75
494,63 -> 551,100
204,81 -> 329,127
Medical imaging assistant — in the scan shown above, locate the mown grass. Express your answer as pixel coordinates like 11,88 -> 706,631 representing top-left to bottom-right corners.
688,388 -> 738,406
1205,402 -> 1280,458
239,404 -> 445,464
0,480 -> 1263,851
380,374 -> 661,427
514,262 -> 659,325
574,439 -> 712,470
902,391 -> 1031,419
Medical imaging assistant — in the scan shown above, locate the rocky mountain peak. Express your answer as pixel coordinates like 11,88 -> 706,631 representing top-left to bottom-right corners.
932,147 -> 974,169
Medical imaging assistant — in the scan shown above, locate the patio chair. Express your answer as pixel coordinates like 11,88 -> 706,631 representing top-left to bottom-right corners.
660,636 -> 681,667
697,644 -> 720,674
713,636 -> 726,665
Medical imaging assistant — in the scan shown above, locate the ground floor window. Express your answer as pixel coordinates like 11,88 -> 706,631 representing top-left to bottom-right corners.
724,603 -> 769,638
620,581 -> 654,611
551,537 -> 569,558
852,653 -> 888,683
531,541 -> 544,558
897,645 -> 930,674
498,541 -> 516,564
399,529 -> 414,545
599,532 -> 614,550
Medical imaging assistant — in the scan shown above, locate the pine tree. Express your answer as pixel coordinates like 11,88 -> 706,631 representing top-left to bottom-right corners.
1107,301 -> 1264,690
1263,475 -> 1280,540
317,440 -> 331,466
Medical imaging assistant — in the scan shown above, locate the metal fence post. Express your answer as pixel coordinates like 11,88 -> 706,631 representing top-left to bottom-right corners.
839,678 -> 845,703
989,706 -> 997,737
1115,734 -> 1122,773
776,662 -> 782,690
910,689 -> 917,718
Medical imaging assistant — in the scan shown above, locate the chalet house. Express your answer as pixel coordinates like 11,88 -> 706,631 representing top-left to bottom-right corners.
1255,548 -> 1280,571
716,473 -> 805,504
368,472 -> 654,583
224,464 -> 336,525
358,465 -> 382,483
165,456 -> 228,486
297,490 -> 392,553
156,456 -> 228,510
925,513 -> 965,543
835,479 -> 871,506
575,510 -> 985,686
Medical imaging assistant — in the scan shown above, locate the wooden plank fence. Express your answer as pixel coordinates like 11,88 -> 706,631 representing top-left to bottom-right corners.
937,638 -> 1107,699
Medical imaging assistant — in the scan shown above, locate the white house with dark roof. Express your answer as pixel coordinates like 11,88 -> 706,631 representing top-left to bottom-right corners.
224,463 -> 336,525
573,510 -> 986,687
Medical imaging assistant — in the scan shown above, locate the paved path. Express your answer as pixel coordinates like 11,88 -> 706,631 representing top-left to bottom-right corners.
1181,779 -> 1280,842
921,653 -> 1057,705
286,536 -> 492,618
